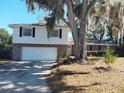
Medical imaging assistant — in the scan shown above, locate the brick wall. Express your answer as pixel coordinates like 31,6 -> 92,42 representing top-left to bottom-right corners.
12,44 -> 69,60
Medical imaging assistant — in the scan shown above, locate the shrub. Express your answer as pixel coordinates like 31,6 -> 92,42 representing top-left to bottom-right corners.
52,68 -> 62,74
103,49 -> 117,67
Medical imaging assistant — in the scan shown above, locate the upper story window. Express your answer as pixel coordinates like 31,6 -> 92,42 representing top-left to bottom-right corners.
23,28 -> 32,36
19,27 -> 35,37
50,30 -> 59,37
49,29 -> 62,38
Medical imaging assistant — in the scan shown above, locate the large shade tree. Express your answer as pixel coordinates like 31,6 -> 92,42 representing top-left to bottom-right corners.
25,0 -> 103,62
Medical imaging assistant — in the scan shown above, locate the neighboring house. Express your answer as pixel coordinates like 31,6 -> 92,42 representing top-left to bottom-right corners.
69,40 -> 119,56
9,23 -> 72,61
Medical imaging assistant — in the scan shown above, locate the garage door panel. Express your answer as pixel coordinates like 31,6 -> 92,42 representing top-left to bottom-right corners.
22,47 -> 57,61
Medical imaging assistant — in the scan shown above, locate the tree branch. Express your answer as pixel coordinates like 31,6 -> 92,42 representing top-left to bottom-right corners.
66,0 -> 78,44
61,17 -> 71,28
86,0 -> 98,16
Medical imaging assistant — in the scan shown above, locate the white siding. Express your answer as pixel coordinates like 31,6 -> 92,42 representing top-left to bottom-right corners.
12,26 -> 70,44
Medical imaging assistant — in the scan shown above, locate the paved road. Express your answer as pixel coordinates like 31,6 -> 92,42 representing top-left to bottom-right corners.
0,61 -> 55,93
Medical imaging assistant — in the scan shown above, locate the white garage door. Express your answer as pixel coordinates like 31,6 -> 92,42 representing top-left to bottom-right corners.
22,47 -> 57,61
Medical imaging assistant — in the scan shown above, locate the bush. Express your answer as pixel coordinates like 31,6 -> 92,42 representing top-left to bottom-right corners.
103,49 -> 117,67
0,44 -> 12,59
0,28 -> 12,59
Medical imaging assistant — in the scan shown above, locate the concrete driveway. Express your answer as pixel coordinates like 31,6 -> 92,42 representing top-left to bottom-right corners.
0,61 -> 56,93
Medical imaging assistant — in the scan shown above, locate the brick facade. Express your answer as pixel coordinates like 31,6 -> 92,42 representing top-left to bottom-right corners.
13,45 -> 22,60
13,44 -> 69,60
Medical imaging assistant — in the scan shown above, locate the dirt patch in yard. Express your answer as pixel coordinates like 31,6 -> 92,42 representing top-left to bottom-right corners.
47,57 -> 124,93
0,60 -> 10,65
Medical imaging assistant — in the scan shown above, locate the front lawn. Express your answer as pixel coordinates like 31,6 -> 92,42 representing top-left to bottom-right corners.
48,58 -> 124,93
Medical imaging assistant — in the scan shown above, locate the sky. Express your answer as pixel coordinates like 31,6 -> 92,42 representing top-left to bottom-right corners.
0,0 -> 46,34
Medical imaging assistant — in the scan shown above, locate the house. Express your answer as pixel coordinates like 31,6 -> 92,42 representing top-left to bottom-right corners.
9,23 -> 72,61
10,22 -> 120,61
69,40 -> 119,56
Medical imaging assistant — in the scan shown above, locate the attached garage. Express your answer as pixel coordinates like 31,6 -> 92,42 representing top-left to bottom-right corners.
21,47 -> 57,61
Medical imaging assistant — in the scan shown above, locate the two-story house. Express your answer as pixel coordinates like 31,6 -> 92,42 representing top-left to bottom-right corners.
9,23 -> 72,61
10,22 -> 120,61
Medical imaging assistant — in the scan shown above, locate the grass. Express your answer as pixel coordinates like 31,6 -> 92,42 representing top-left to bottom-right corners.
47,57 -> 124,93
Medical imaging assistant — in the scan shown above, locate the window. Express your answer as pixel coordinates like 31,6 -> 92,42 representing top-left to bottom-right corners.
50,30 -> 59,37
23,28 -> 32,36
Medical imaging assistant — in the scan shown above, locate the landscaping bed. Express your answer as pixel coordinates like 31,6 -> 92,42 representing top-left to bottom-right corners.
48,57 -> 124,93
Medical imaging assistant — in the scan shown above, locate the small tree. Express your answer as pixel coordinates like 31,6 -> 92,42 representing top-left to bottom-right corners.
103,49 -> 117,68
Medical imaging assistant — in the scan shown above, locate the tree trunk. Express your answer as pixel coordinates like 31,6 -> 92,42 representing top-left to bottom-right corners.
66,0 -> 81,60
66,0 -> 96,62
75,39 -> 81,60
74,21 -> 87,61
80,19 -> 87,61
76,0 -> 88,62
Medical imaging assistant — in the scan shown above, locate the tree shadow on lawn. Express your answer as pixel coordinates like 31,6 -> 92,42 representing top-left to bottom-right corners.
59,70 -> 91,75
87,57 -> 101,61
0,61 -> 51,93
94,66 -> 113,73
47,70 -> 103,93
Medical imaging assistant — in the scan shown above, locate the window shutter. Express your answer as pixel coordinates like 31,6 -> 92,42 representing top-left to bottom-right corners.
32,27 -> 35,37
19,27 -> 22,37
98,46 -> 101,50
59,29 -> 62,38
47,31 -> 50,38
90,46 -> 92,51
